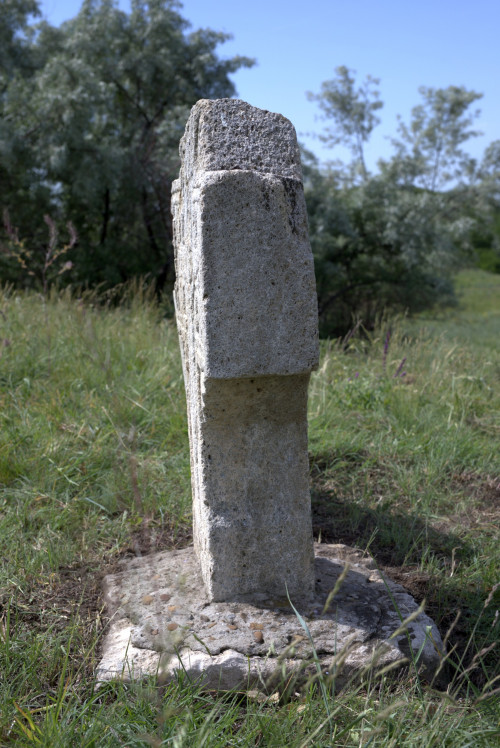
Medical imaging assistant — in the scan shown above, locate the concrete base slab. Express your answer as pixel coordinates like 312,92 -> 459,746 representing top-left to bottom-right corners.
96,544 -> 445,691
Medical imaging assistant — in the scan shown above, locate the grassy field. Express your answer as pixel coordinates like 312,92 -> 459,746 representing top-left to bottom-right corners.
0,270 -> 499,746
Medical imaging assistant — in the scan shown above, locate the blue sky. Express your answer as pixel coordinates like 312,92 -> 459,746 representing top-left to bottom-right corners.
37,0 -> 499,171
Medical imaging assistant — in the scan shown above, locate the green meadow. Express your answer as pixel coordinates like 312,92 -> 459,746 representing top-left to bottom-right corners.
0,270 -> 499,746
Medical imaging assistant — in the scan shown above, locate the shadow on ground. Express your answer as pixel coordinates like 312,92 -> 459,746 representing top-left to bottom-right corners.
310,450 -> 500,688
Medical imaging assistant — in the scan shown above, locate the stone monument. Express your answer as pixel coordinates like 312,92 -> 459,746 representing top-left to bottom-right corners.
172,98 -> 318,603
96,100 -> 444,690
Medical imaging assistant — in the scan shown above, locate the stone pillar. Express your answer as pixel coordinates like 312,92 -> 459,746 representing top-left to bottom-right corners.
172,99 -> 319,602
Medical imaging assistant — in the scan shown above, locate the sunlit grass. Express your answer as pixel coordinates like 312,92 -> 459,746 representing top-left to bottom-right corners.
0,272 -> 499,745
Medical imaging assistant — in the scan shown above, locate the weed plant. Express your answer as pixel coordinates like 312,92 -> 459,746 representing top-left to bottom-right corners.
0,271 -> 499,745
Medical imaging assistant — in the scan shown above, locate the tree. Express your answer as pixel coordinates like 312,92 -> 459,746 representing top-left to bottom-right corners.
385,86 -> 483,191
307,66 -> 383,183
0,0 -> 40,88
306,166 -> 462,336
306,69 -> 487,336
469,140 -> 500,272
0,0 -> 254,289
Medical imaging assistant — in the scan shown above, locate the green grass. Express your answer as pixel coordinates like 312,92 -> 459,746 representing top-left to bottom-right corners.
0,271 -> 499,746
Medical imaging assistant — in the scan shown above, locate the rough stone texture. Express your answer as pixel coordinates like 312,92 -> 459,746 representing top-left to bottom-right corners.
96,544 -> 445,689
178,98 -> 304,184
172,99 -> 319,602
96,100 -> 446,692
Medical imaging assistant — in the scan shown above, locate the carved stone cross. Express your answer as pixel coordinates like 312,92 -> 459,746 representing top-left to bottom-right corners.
97,100 -> 444,689
172,98 -> 319,602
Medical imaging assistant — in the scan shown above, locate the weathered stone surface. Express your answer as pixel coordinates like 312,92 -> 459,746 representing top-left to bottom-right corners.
96,544 -> 445,689
172,99 -> 319,601
96,100 -> 446,693
178,98 -> 303,184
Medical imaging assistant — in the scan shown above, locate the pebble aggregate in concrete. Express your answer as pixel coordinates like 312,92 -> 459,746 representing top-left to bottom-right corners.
97,544 -> 444,690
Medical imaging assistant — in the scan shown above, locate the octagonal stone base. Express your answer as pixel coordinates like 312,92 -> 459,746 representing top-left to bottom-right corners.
96,544 -> 445,691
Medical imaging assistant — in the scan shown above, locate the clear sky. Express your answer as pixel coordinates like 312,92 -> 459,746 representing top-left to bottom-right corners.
37,0 -> 499,171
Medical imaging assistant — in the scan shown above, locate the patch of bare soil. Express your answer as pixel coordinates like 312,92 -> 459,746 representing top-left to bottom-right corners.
0,521 -> 193,690
0,564 -> 104,689
119,519 -> 192,560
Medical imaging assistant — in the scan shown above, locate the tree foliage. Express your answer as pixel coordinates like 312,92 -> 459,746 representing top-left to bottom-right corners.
305,68 -> 498,336
2,16 -> 499,334
307,65 -> 383,183
386,85 -> 483,191
0,0 -> 253,289
0,0 -> 40,86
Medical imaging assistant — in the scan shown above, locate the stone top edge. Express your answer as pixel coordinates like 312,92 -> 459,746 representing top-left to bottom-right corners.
179,98 -> 303,181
